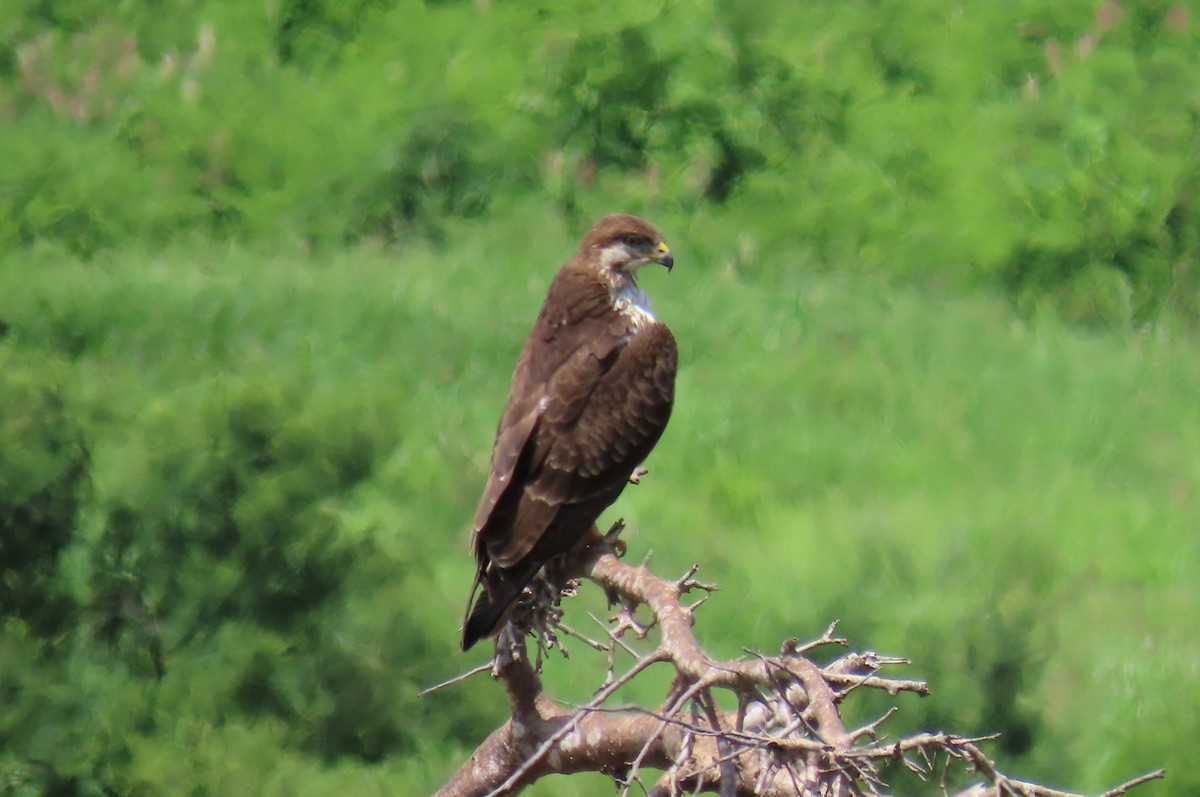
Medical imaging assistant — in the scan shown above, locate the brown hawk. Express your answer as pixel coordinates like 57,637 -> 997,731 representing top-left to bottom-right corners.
461,214 -> 678,651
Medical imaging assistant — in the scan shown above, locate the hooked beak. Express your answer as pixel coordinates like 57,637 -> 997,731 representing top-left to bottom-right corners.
656,241 -> 674,272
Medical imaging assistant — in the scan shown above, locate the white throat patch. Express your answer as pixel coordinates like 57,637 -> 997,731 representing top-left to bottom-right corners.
614,280 -> 657,328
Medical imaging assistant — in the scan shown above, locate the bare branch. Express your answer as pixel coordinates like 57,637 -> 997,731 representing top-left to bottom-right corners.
433,527 -> 1161,797
419,660 -> 495,696
1097,770 -> 1167,797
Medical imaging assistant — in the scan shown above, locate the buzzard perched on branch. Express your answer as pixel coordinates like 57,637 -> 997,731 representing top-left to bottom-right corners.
461,214 -> 678,651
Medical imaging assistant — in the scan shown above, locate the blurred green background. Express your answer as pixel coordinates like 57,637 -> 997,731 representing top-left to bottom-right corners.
1,1 -> 1196,795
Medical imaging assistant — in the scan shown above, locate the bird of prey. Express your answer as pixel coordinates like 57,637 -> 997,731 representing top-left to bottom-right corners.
461,214 -> 678,651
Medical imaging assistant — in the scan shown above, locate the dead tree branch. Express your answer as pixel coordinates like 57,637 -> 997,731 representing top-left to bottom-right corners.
433,522 -> 1164,797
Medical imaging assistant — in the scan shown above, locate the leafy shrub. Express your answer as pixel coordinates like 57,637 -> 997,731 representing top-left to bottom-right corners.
2,0 -> 1196,320
0,351 -> 88,635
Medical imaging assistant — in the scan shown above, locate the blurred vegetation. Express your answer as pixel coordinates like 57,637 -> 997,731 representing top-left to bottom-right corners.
0,1 -> 1196,796
2,0 -> 1198,318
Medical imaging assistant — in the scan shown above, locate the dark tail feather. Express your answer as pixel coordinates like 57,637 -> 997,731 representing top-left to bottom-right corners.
461,561 -> 541,651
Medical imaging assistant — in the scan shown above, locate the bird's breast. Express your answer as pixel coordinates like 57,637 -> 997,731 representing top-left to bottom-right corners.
613,282 -> 656,331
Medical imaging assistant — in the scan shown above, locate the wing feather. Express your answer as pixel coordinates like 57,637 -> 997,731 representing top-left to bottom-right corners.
503,323 -> 676,564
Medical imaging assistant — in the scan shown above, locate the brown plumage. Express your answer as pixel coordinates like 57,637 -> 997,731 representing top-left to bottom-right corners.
461,214 -> 678,651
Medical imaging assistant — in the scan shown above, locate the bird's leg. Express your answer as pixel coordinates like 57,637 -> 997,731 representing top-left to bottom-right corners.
569,522 -> 627,559
518,568 -> 569,667
531,522 -> 631,657
523,521 -> 640,664
495,622 -> 525,674
627,466 -> 649,485
574,523 -> 607,551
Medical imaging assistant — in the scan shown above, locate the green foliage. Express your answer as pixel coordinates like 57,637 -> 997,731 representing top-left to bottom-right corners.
0,211 -> 1194,795
0,243 -> 506,794
2,0 -> 1197,317
1,2 -> 1197,795
271,0 -> 390,66
0,352 -> 88,635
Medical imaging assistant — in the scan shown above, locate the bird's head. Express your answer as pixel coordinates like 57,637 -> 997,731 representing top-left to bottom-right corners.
580,214 -> 674,288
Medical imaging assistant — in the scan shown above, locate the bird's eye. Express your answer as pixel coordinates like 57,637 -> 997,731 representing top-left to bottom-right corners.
621,234 -> 649,248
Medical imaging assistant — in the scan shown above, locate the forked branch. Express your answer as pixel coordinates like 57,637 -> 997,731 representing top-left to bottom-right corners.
433,522 -> 1163,797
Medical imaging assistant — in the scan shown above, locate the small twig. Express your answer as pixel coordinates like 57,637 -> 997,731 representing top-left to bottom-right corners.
698,688 -> 737,797
595,611 -> 643,654
556,622 -> 608,653
483,650 -> 665,797
824,670 -> 931,697
782,620 -> 849,656
626,676 -> 713,790
848,706 -> 899,743
418,660 -> 495,696
1097,770 -> 1167,797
